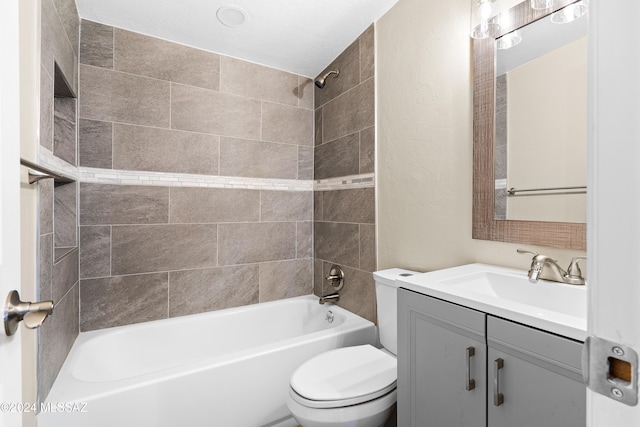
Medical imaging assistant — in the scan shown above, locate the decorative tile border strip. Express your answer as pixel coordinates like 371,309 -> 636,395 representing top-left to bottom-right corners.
39,148 -> 374,192
495,178 -> 507,190
314,173 -> 375,191
78,167 -> 313,191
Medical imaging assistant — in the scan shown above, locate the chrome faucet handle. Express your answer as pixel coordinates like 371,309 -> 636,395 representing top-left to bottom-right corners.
567,256 -> 587,279
517,248 -> 539,257
325,265 -> 344,291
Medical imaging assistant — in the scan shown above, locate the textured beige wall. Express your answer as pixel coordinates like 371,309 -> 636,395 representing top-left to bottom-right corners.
376,0 -> 586,274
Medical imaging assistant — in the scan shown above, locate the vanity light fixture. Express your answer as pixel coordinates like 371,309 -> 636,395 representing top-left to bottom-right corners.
551,0 -> 589,24
470,0 -> 500,39
531,0 -> 553,10
496,30 -> 522,50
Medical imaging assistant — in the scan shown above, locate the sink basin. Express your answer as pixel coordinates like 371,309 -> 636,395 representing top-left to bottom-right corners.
397,263 -> 587,341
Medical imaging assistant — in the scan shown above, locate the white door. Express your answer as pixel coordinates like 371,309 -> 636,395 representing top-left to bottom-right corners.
588,0 -> 640,425
0,0 -> 24,426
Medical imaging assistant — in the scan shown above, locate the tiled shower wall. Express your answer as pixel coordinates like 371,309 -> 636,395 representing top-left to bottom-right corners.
38,0 -> 80,402
77,21 -> 315,331
313,26 -> 377,322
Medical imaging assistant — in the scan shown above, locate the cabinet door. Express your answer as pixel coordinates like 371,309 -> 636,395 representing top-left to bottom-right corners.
398,289 -> 486,427
487,316 -> 586,427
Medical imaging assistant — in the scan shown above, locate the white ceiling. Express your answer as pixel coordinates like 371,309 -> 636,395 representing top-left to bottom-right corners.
75,0 -> 400,78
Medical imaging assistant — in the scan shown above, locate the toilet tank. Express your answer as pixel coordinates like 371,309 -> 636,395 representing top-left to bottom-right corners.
373,269 -> 419,356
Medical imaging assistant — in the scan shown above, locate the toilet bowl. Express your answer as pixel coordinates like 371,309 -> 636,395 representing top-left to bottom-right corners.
286,268 -> 417,427
286,345 -> 397,427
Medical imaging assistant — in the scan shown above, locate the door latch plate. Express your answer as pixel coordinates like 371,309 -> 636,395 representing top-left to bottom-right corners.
582,336 -> 638,406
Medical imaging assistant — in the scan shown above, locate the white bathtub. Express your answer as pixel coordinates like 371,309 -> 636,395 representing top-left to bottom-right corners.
38,295 -> 376,427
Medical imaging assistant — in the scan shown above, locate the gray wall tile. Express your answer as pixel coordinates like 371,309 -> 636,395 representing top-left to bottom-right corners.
78,119 -> 112,168
80,20 -> 113,68
314,222 -> 360,269
40,66 -> 54,150
113,124 -> 219,175
111,224 -> 217,275
314,192 -> 323,222
296,221 -> 313,259
259,259 -> 312,302
359,224 -> 376,272
114,29 -> 220,91
73,23 -> 352,335
262,102 -> 313,146
219,137 -> 298,179
80,226 -> 111,279
42,0 -> 78,95
220,56 -> 299,106
169,265 -> 259,317
80,273 -> 168,331
298,146 -> 313,180
171,83 -> 260,139
53,0 -> 80,54
261,191 -> 312,222
53,97 -> 77,165
52,248 -> 79,302
39,0 -> 80,405
315,261 -> 375,323
40,180 -> 54,235
170,187 -> 260,223
314,132 -> 360,180
333,265 -> 376,323
54,182 -> 77,248
40,234 -> 54,300
38,283 -> 78,401
315,108 -> 323,147
80,183 -> 169,225
298,77 -> 314,110
360,25 -> 375,82
315,40 -> 361,109
360,126 -> 375,174
218,222 -> 296,265
79,64 -> 170,127
322,188 -> 375,223
322,77 -> 374,143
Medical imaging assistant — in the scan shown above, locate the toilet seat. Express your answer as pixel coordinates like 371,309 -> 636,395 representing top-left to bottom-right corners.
289,345 -> 397,409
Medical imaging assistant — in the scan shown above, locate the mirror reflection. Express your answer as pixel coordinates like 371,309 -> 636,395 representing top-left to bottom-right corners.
494,9 -> 588,223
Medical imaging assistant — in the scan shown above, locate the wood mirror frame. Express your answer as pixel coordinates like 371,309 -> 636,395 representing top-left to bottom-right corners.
472,0 -> 586,250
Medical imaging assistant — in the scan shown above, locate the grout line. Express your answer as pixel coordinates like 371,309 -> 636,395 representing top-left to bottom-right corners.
167,271 -> 171,319
109,225 -> 112,277
111,122 -> 114,169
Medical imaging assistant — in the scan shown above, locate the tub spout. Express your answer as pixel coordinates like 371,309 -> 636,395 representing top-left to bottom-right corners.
319,293 -> 340,305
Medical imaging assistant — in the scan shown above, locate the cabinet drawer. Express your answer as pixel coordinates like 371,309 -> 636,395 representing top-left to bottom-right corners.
488,316 -> 583,380
399,288 -> 485,338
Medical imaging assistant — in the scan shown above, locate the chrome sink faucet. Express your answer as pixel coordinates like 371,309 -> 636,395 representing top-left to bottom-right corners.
517,249 -> 586,285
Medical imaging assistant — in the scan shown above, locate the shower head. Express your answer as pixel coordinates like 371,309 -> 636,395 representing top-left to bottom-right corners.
315,69 -> 340,89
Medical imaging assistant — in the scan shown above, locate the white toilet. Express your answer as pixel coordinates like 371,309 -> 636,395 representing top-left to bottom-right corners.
287,268 -> 417,427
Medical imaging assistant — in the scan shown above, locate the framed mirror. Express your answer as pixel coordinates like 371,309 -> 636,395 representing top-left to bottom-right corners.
472,0 -> 587,250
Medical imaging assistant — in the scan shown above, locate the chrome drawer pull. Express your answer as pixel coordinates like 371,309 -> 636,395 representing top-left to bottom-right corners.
494,358 -> 504,406
465,347 -> 476,391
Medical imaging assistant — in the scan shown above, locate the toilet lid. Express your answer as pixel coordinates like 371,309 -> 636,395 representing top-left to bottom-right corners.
290,345 -> 396,402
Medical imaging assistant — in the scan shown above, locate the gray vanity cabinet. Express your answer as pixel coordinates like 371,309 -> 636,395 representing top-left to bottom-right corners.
398,289 -> 586,427
487,316 -> 585,427
397,288 -> 487,427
